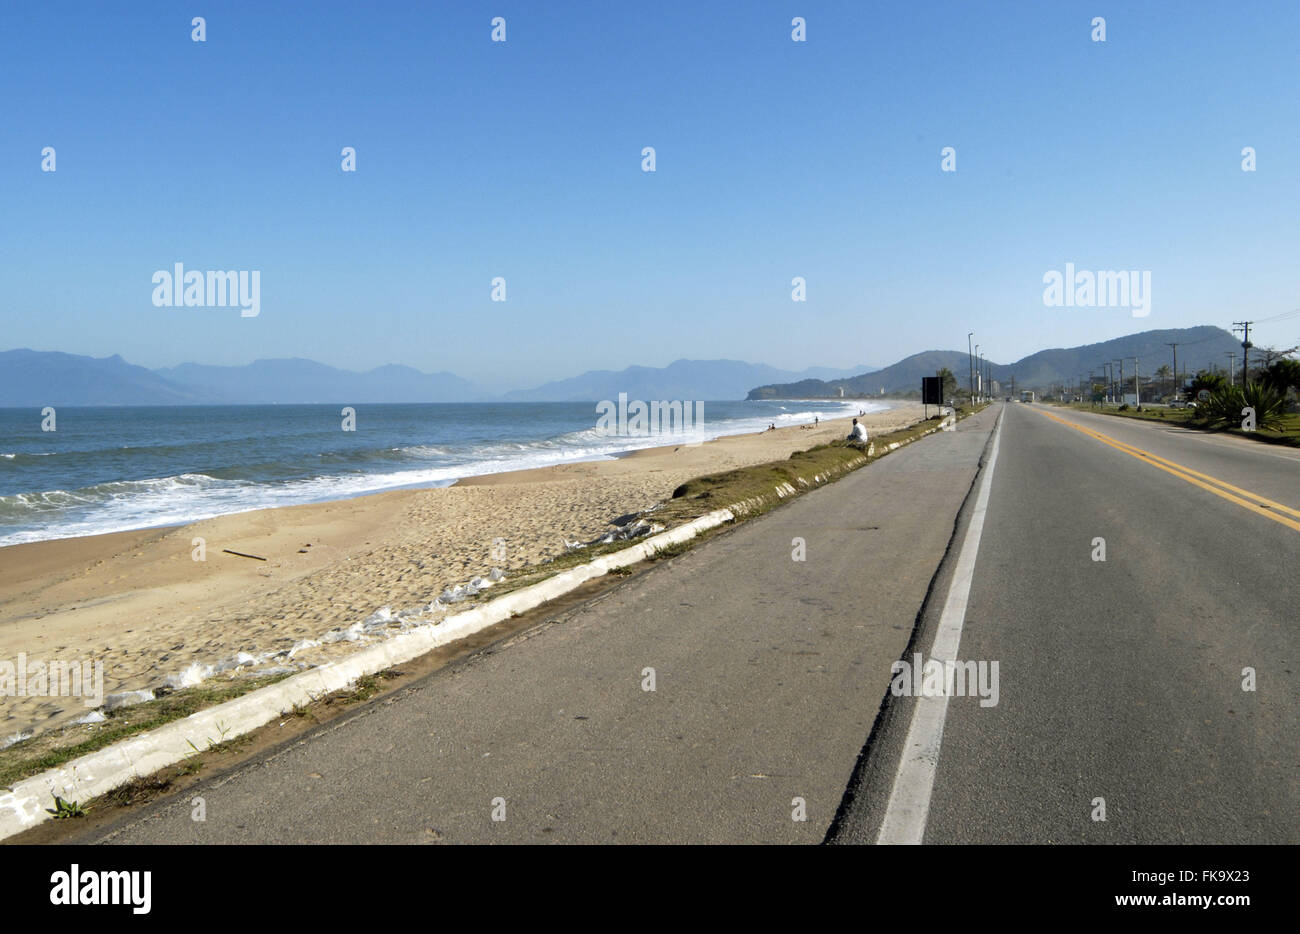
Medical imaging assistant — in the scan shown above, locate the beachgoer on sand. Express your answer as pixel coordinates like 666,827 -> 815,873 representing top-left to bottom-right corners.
848,418 -> 868,442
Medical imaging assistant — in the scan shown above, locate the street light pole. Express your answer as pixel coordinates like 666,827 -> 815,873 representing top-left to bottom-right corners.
967,332 -> 974,402
1166,342 -> 1179,400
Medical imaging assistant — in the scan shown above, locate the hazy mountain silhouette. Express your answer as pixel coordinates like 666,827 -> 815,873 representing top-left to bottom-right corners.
747,327 -> 1243,398
503,359 -> 878,402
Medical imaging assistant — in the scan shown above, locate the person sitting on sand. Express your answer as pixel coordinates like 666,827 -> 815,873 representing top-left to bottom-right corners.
848,418 -> 868,442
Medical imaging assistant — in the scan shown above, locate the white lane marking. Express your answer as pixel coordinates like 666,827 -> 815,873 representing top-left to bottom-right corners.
876,407 -> 1005,845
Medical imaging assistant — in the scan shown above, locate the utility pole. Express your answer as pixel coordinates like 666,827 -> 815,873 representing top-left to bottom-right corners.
1225,352 -> 1236,385
975,346 -> 981,401
1116,358 -> 1124,404
1166,342 -> 1179,400
1233,321 -> 1253,386
1132,357 -> 1140,407
967,332 -> 974,402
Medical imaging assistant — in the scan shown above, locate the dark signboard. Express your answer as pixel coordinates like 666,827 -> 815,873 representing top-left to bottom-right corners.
922,376 -> 943,405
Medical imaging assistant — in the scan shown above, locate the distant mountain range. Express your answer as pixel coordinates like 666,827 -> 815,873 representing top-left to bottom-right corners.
0,327 -> 1251,407
0,350 -> 210,407
153,359 -> 483,404
749,350 -> 975,400
747,327 -> 1245,398
0,351 -> 874,407
501,359 -> 877,402
0,351 -> 483,406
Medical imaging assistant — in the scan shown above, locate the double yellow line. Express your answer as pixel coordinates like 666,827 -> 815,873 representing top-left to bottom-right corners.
1034,408 -> 1300,533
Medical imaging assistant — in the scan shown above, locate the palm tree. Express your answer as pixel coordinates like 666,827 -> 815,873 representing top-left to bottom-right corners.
1155,364 -> 1173,399
1261,358 -> 1300,408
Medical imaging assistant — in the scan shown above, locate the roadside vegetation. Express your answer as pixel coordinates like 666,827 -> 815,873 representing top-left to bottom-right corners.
1050,359 -> 1300,448
658,407 -> 980,525
0,673 -> 293,791
1056,398 -> 1300,447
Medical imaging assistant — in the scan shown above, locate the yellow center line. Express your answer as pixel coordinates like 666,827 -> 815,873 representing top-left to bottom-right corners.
1032,408 -> 1300,534
1045,412 -> 1300,520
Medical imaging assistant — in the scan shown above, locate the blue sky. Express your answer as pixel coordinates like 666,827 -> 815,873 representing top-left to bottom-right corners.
2,0 -> 1297,391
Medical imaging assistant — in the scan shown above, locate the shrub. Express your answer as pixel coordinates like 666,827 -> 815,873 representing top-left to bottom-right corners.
1195,384 -> 1287,430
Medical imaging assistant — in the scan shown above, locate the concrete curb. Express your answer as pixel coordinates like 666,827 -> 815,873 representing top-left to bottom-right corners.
0,410 -> 967,840
0,506 -> 742,840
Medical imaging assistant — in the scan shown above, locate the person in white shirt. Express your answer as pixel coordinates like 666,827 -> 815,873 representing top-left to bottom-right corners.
848,418 -> 868,442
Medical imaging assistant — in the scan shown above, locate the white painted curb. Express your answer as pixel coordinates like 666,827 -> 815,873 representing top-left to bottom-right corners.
0,506 -> 739,840
0,412 -> 965,840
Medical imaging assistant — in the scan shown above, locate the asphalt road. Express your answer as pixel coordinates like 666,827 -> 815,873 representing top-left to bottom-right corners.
70,403 -> 1298,844
831,403 -> 1298,844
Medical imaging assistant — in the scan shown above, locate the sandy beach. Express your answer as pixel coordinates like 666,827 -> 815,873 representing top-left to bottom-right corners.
0,405 -> 923,744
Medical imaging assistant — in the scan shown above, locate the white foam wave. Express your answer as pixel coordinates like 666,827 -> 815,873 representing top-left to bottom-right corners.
0,400 -> 885,546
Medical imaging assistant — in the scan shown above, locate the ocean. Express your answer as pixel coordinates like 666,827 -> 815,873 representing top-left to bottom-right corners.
0,399 -> 887,546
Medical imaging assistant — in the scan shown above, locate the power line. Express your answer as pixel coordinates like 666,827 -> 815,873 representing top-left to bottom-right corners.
1252,305 -> 1300,325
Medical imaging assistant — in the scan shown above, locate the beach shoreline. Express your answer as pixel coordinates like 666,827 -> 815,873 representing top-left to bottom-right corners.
0,398 -> 886,550
0,404 -> 924,747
